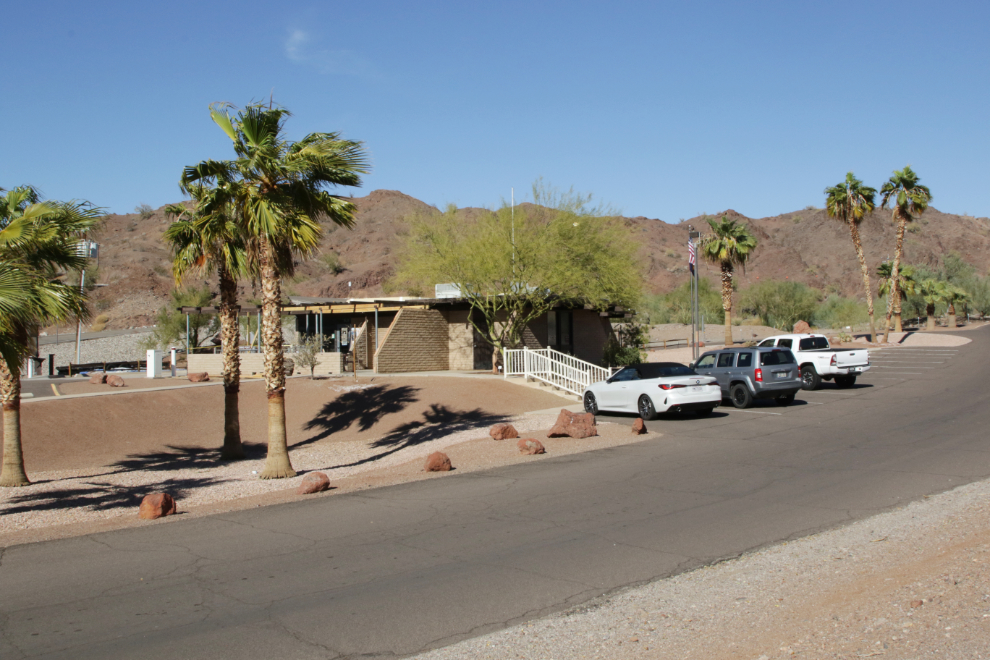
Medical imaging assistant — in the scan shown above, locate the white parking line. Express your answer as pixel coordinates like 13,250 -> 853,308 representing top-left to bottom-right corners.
726,409 -> 783,415
868,360 -> 945,363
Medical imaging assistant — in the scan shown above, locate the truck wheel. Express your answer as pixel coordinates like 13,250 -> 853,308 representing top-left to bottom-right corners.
638,395 -> 658,421
801,364 -> 821,390
835,375 -> 856,388
730,384 -> 753,409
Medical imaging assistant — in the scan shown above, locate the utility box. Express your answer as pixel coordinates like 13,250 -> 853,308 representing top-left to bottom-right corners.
147,349 -> 162,378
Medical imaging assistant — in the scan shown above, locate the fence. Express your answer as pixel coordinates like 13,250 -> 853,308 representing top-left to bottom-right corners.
503,347 -> 611,397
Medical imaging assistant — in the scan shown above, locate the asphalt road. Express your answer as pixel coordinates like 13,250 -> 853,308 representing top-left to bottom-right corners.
2,330 -> 988,659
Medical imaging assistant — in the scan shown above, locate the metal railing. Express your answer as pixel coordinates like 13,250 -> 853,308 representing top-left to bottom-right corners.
503,347 -> 611,397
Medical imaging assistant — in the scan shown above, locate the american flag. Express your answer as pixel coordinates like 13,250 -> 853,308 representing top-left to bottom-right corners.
688,238 -> 696,274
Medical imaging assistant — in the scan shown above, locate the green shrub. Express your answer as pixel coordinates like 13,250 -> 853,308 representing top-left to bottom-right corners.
739,280 -> 820,330
641,278 -> 724,325
320,251 -> 345,274
814,295 -> 868,330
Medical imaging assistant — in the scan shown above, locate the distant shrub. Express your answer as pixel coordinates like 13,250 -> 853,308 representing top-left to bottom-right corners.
814,295 -> 868,330
740,280 -> 820,330
135,203 -> 154,220
320,251 -> 345,274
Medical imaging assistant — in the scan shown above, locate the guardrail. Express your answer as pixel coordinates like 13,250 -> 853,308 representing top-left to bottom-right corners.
643,338 -> 689,350
503,347 -> 610,397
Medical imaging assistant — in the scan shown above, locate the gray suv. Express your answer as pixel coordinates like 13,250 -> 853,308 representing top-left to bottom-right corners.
692,347 -> 802,408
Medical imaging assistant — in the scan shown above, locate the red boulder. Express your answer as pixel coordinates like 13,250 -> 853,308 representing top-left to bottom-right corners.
631,418 -> 646,434
297,472 -> 331,494
547,409 -> 598,439
89,372 -> 107,384
139,493 -> 177,520
106,374 -> 126,387
793,320 -> 812,334
517,438 -> 545,455
489,423 -> 519,441
425,452 -> 452,472
188,372 -> 210,383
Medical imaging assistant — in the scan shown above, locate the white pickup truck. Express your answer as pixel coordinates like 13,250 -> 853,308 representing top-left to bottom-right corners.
757,334 -> 870,390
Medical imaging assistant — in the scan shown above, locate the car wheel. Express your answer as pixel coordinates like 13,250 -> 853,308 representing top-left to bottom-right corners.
696,407 -> 715,416
583,391 -> 599,415
730,384 -> 753,409
638,395 -> 658,421
775,392 -> 796,406
801,364 -> 821,390
834,375 -> 856,388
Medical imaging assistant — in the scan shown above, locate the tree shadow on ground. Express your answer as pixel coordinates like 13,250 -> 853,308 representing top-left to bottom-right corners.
300,384 -> 421,446
0,475 -> 228,516
107,443 -> 268,474
319,403 -> 510,471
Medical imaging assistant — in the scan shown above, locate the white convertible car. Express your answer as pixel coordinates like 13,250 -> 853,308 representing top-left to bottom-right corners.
583,362 -> 722,420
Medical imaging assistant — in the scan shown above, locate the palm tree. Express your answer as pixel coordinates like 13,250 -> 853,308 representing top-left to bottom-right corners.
182,102 -> 369,479
163,182 -> 248,460
880,166 -> 932,340
699,215 -> 758,346
943,284 -> 968,329
0,186 -> 102,486
825,173 -> 879,342
918,279 -> 948,331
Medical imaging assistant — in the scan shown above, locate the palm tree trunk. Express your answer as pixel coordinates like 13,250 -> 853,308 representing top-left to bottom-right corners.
848,220 -> 876,342
258,237 -> 295,479
721,263 -> 734,346
948,303 -> 957,329
926,304 -> 936,331
0,354 -> 29,487
882,212 -> 908,342
218,268 -> 244,460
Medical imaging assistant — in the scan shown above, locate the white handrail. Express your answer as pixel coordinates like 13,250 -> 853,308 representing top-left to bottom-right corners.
503,347 -> 610,397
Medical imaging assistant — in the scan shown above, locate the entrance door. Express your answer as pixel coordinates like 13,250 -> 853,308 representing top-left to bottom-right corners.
471,312 -> 493,370
547,310 -> 574,354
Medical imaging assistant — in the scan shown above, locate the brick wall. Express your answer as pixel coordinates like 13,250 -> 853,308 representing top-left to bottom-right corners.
375,308 -> 450,373
572,310 -> 613,365
445,309 -> 474,370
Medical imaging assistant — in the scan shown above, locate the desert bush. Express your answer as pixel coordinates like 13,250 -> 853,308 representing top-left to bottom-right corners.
640,278 -> 724,325
142,286 -> 217,350
90,313 -> 110,332
319,251 -> 345,274
135,203 -> 154,220
293,336 -> 323,378
603,323 -> 648,367
739,280 -> 820,330
814,295 -> 868,330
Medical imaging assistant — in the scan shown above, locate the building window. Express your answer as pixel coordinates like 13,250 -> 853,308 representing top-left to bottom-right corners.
547,310 -> 573,354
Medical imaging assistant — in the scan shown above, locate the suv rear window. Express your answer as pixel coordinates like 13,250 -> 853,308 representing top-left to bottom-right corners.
761,349 -> 796,366
799,337 -> 829,350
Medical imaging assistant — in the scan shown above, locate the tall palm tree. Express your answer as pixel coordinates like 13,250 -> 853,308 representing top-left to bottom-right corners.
699,215 -> 758,347
918,279 -> 948,331
182,102 -> 369,479
163,182 -> 249,460
0,186 -> 102,487
825,172 -> 879,342
880,166 -> 932,340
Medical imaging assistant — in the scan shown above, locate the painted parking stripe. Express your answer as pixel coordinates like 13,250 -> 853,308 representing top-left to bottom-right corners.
725,409 -> 783,415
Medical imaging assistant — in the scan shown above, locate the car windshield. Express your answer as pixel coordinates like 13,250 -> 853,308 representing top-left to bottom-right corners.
636,363 -> 697,378
761,349 -> 796,365
799,337 -> 830,350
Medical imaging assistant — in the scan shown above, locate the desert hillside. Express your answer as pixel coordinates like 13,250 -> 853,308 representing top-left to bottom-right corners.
78,190 -> 990,330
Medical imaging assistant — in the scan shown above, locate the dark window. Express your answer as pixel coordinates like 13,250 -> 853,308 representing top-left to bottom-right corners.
736,352 -> 753,368
758,339 -> 775,347
637,363 -> 697,379
547,310 -> 574,354
696,354 -> 716,369
799,337 -> 830,350
761,350 -> 796,365
610,367 -> 640,382
717,353 -> 735,368
777,338 -> 793,349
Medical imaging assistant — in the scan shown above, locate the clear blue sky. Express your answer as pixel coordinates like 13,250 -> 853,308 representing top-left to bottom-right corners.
3,1 -> 987,222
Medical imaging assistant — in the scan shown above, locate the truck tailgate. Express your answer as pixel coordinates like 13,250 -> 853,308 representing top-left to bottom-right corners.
834,350 -> 870,368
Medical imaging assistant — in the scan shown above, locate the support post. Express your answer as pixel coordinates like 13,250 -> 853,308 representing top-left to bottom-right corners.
185,313 -> 190,356
75,269 -> 85,364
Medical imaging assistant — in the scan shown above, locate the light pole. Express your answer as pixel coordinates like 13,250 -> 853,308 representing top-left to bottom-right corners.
688,228 -> 701,361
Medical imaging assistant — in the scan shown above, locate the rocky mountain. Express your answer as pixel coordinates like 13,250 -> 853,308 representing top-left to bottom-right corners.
77,190 -> 990,330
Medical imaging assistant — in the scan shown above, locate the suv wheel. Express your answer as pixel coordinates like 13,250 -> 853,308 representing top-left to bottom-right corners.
730,384 -> 753,409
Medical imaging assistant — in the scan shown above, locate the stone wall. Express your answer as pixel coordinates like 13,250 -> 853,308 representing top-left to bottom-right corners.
445,309 -> 474,371
375,308 -> 449,373
573,309 -> 614,365
187,351 -> 345,377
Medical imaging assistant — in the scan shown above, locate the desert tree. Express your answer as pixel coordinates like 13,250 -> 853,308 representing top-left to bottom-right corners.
699,215 -> 758,346
880,166 -> 932,340
163,181 -> 249,460
392,183 -> 641,372
181,102 -> 369,479
0,186 -> 102,487
824,172 -> 878,341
